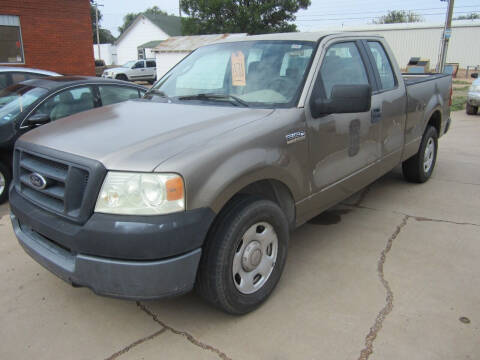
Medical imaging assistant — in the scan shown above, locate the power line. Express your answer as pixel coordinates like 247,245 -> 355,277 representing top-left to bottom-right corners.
296,5 -> 479,18
295,10 -> 479,21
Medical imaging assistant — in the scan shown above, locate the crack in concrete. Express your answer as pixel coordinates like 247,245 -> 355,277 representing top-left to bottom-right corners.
407,214 -> 480,227
105,327 -> 167,360
358,215 -> 409,360
431,178 -> 480,186
343,203 -> 480,227
137,301 -> 233,360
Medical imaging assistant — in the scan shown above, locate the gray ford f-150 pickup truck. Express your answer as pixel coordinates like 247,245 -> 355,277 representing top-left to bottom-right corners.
10,32 -> 452,314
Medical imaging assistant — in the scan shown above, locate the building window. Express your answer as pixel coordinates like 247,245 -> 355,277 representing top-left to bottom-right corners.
0,15 -> 24,64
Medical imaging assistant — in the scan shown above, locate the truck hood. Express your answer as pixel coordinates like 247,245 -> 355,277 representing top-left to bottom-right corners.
18,100 -> 274,171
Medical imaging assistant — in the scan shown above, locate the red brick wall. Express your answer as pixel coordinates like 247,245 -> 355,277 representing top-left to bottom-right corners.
0,0 -> 95,75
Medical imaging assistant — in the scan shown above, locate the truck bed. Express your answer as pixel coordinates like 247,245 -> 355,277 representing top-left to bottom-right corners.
401,72 -> 452,162
402,73 -> 451,86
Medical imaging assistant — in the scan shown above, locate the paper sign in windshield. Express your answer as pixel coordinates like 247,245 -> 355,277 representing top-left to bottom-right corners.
231,51 -> 246,86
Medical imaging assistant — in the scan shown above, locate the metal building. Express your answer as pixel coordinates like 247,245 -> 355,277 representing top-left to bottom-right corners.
315,20 -> 480,70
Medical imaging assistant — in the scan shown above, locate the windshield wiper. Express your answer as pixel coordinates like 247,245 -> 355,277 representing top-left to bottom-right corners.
177,93 -> 250,107
144,89 -> 172,101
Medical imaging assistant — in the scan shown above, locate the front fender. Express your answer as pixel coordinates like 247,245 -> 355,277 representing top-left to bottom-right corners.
198,148 -> 303,214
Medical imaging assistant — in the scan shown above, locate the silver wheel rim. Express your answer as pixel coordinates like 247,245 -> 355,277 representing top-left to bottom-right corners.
0,171 -> 5,196
423,137 -> 435,173
232,222 -> 278,294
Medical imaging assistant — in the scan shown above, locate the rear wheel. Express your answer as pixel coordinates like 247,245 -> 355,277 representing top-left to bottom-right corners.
196,196 -> 289,314
116,74 -> 128,81
402,125 -> 438,183
0,161 -> 11,204
466,103 -> 478,115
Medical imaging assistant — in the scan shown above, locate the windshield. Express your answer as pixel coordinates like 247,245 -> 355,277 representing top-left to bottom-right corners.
122,61 -> 136,68
150,41 -> 316,107
0,85 -> 48,124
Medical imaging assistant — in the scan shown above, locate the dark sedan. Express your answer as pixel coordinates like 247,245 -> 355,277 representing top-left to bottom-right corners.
0,76 -> 147,203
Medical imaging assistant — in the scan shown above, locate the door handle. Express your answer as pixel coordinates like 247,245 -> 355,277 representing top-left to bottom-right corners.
371,108 -> 382,123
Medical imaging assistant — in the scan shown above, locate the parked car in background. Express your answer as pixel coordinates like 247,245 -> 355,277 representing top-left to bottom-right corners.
0,76 -> 147,203
0,66 -> 60,91
94,59 -> 115,77
102,59 -> 157,84
467,73 -> 479,115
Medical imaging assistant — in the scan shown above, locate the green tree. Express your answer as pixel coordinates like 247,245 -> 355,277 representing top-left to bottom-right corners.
90,4 -> 116,43
373,10 -> 423,24
454,13 -> 480,20
118,6 -> 169,35
180,0 -> 311,35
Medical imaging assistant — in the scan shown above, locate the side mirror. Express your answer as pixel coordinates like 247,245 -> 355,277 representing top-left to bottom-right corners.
311,84 -> 372,118
471,73 -> 479,79
27,113 -> 50,126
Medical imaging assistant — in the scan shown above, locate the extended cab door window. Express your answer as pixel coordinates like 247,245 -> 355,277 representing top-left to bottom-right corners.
30,86 -> 96,122
366,41 -> 396,91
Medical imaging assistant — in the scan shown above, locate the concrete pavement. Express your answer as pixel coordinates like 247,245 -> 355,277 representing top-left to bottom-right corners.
0,110 -> 479,359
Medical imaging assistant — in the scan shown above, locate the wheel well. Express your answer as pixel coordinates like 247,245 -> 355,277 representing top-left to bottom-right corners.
234,179 -> 296,230
428,111 -> 441,135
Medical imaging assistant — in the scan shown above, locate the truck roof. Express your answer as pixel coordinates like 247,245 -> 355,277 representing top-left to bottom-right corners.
214,31 -> 383,43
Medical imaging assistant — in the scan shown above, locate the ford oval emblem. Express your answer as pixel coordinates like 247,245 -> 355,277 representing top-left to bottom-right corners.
29,173 -> 47,190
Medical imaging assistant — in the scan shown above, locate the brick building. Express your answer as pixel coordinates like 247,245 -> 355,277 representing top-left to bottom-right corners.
0,0 -> 94,75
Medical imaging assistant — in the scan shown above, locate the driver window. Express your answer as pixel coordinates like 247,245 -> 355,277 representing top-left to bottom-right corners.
30,86 -> 95,122
317,42 -> 369,99
133,61 -> 145,69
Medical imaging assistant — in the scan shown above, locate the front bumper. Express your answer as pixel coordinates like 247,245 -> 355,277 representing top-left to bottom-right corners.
9,187 -> 216,299
11,213 -> 201,299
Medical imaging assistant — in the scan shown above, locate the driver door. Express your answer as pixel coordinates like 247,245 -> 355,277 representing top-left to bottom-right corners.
304,40 -> 381,211
130,60 -> 146,80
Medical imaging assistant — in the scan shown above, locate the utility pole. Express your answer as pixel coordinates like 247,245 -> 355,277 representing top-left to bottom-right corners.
179,0 -> 181,17
94,2 -> 103,60
438,0 -> 455,73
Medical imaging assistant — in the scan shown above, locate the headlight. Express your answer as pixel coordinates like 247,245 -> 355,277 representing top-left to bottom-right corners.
95,172 -> 185,215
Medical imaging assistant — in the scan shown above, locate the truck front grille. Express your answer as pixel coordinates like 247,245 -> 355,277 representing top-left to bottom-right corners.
13,147 -> 105,224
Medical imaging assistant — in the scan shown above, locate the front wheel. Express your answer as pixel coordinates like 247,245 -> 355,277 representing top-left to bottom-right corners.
402,125 -> 438,183
115,74 -> 128,81
196,196 -> 289,314
0,161 -> 11,204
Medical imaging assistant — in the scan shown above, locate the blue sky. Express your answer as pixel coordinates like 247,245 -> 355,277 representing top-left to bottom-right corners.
98,0 -> 480,36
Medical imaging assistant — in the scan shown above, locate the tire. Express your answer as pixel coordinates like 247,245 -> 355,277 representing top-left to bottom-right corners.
115,74 -> 128,81
0,161 -> 11,204
466,103 -> 478,115
196,195 -> 289,315
402,125 -> 438,183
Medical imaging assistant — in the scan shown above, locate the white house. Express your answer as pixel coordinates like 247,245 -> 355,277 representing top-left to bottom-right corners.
114,13 -> 181,65
153,33 -> 246,79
